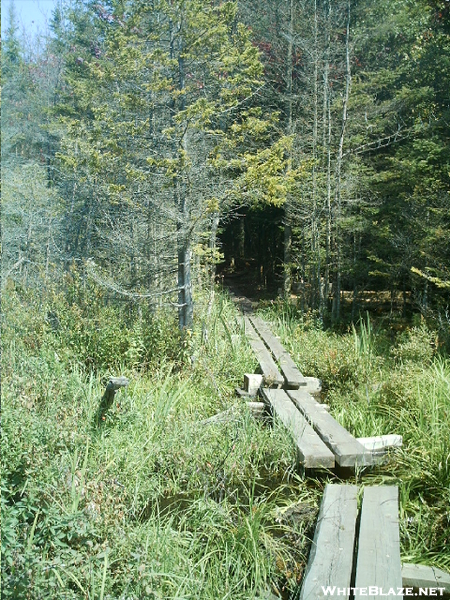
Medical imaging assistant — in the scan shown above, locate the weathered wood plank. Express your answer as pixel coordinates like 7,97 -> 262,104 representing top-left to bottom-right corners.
357,435 -> 403,453
244,317 -> 284,387
96,376 -> 130,425
356,435 -> 403,465
249,315 -> 307,388
303,376 -> 322,397
243,373 -> 264,395
246,401 -> 266,414
261,388 -> 335,469
402,563 -> 450,594
287,389 -> 373,467
235,387 -> 252,398
354,486 -> 402,599
299,484 -> 358,600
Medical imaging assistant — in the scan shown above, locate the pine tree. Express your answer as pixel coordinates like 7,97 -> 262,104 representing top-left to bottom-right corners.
56,0 -> 276,328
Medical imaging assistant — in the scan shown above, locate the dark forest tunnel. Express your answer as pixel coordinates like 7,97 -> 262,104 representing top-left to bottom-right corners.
218,205 -> 285,297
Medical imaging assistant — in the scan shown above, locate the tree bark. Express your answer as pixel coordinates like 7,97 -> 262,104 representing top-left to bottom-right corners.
332,0 -> 351,323
310,0 -> 319,309
323,0 -> 332,318
283,0 -> 294,297
173,20 -> 194,331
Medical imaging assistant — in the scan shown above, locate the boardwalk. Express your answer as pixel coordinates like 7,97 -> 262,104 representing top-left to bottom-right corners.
261,388 -> 335,469
237,306 -> 448,599
242,311 -> 374,469
299,484 -> 403,599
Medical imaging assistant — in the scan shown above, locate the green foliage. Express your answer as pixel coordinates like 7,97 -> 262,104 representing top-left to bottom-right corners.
2,289 -> 318,598
390,324 -> 438,365
43,0 -> 296,331
3,276 -> 183,373
261,302 -> 381,392
263,303 -> 450,570
350,0 -> 450,312
3,285 -> 450,597
2,1 -> 24,78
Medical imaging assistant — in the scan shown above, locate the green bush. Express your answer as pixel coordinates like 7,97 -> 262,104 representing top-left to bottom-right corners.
3,277 -> 183,373
391,324 -> 438,365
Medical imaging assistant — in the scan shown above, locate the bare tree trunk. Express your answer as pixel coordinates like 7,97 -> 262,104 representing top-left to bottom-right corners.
177,237 -> 193,330
351,230 -> 359,321
205,211 -> 221,323
332,0 -> 351,323
310,0 -> 319,309
283,0 -> 294,297
45,218 -> 52,280
24,221 -> 33,285
176,32 -> 194,331
238,218 -> 245,259
322,0 -> 332,318
284,219 -> 292,296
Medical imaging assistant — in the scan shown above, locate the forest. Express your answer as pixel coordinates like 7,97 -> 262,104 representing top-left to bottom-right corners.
2,0 -> 450,598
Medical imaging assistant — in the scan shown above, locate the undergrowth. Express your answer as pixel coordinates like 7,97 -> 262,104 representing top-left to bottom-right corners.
260,300 -> 450,572
2,282 -> 323,599
2,282 -> 449,599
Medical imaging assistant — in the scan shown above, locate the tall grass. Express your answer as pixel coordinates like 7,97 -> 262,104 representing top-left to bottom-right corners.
3,286 -> 449,598
2,287 -> 316,599
261,302 -> 450,572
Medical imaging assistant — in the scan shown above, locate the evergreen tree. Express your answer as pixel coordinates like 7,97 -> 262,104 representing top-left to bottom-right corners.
350,0 -> 450,315
56,0 -> 279,328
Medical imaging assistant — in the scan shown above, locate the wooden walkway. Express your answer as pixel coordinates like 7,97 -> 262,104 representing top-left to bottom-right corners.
288,389 -> 371,467
242,312 -> 373,469
244,316 -> 284,387
261,388 -> 335,469
300,484 -> 402,599
249,315 -> 307,388
238,307 -> 449,599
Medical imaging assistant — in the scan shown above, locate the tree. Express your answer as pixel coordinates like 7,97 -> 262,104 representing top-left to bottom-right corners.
2,2 -> 64,288
56,0 -> 277,329
239,0 -> 358,316
349,0 -> 450,316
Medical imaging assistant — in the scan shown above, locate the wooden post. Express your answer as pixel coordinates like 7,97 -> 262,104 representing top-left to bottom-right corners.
96,376 -> 129,425
243,373 -> 264,396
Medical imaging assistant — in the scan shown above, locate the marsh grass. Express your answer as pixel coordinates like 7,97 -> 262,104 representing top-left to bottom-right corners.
2,288 -> 318,599
261,301 -> 450,572
3,288 -> 449,598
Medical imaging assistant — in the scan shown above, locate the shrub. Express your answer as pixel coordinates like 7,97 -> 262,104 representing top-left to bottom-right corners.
391,324 -> 438,365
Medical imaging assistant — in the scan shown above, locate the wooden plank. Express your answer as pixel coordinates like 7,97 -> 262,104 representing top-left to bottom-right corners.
243,373 -> 263,395
235,388 -> 252,398
356,435 -> 403,466
402,563 -> 450,594
261,388 -> 335,469
357,435 -> 403,452
244,317 -> 284,387
287,389 -> 373,467
299,484 -> 358,600
355,486 -> 402,599
246,401 -> 266,414
303,376 -> 322,397
96,376 -> 130,425
249,315 -> 307,388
